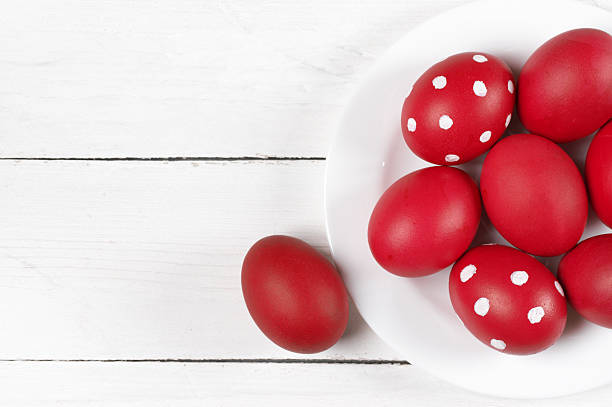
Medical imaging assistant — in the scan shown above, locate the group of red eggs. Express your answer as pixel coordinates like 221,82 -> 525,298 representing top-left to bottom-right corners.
241,28 -> 612,356
370,28 -> 612,355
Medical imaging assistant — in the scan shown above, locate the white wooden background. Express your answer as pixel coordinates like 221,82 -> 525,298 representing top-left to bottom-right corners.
1,0 -> 612,405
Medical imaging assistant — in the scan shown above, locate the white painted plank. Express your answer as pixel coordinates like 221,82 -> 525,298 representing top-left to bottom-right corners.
0,0 -> 605,158
0,159 -> 397,360
0,0 -> 511,158
1,361 -> 612,406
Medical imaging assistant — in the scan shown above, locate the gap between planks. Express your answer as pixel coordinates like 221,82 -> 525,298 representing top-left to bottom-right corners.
0,358 -> 409,365
0,157 -> 326,162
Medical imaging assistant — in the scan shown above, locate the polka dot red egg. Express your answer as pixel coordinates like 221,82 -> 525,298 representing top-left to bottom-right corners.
449,244 -> 567,355
401,52 -> 515,165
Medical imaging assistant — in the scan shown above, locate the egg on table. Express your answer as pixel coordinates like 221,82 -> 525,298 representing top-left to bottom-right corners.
558,234 -> 612,329
241,235 -> 349,354
518,28 -> 612,143
401,52 -> 515,165
449,244 -> 567,355
480,133 -> 588,257
368,166 -> 481,277
586,120 -> 612,228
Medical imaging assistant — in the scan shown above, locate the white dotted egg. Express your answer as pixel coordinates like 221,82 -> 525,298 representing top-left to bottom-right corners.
480,131 -> 492,143
473,81 -> 487,97
490,339 -> 506,350
432,76 -> 447,89
474,297 -> 490,316
473,54 -> 488,63
460,264 -> 477,282
527,306 -> 545,324
407,118 -> 416,132
510,271 -> 529,286
439,115 -> 453,130
445,154 -> 460,163
555,281 -> 565,297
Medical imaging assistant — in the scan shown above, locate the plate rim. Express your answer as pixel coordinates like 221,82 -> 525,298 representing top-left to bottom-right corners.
323,0 -> 612,398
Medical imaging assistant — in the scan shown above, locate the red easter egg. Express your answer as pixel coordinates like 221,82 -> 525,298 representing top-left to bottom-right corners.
558,234 -> 612,329
450,244 -> 567,355
586,120 -> 612,228
241,235 -> 349,354
480,134 -> 588,257
401,52 -> 515,165
518,28 -> 612,143
368,166 -> 481,277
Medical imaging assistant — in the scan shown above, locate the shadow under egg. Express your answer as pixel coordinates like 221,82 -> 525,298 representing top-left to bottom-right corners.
559,304 -> 588,340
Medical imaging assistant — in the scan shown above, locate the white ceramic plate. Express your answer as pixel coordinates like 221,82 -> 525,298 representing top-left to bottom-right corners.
325,0 -> 612,398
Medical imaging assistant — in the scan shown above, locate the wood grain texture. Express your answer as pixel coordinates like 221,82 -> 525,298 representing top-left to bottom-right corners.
0,0 -> 515,158
0,0 -> 604,159
1,0 -> 612,403
2,361 -> 612,406
0,159 -> 397,360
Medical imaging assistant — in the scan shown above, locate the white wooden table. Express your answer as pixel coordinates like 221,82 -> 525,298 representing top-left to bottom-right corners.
1,0 -> 612,405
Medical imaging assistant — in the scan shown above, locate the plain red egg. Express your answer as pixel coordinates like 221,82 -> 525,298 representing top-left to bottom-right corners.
480,134 -> 588,257
518,28 -> 612,143
558,234 -> 612,329
449,244 -> 567,355
241,235 -> 349,354
401,52 -> 515,165
586,120 -> 612,228
368,166 -> 481,277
